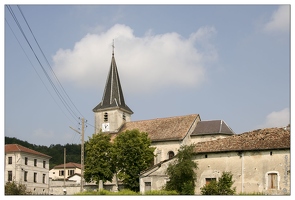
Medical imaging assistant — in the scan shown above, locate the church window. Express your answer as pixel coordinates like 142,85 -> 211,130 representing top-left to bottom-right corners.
168,151 -> 175,159
104,112 -> 108,122
123,113 -> 126,121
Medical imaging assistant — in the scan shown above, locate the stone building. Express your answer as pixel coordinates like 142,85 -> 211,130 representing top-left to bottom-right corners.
91,48 -> 290,194
139,127 -> 290,195
4,144 -> 51,194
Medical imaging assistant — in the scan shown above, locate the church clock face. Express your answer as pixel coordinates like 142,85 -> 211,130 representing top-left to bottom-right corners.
102,123 -> 110,132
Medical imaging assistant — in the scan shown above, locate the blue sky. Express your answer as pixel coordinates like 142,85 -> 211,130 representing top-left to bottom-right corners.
3,3 -> 291,146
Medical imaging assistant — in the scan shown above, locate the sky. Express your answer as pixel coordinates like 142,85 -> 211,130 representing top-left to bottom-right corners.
2,2 -> 292,146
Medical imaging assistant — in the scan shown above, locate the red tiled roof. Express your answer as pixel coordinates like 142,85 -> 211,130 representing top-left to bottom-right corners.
194,127 -> 290,153
5,144 -> 51,158
53,162 -> 81,169
118,114 -> 199,141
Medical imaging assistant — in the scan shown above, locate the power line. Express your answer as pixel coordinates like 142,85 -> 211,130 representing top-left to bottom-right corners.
6,5 -> 83,123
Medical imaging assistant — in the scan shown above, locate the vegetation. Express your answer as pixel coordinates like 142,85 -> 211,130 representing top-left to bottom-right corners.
112,129 -> 155,192
164,144 -> 197,195
84,133 -> 115,184
200,171 -> 236,195
76,189 -> 139,195
5,136 -> 81,169
5,181 -> 32,195
144,190 -> 178,195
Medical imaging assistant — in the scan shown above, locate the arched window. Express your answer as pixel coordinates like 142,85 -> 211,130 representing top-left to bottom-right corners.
168,151 -> 175,159
104,112 -> 108,122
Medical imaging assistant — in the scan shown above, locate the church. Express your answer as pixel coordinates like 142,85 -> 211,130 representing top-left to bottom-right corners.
92,47 -> 290,195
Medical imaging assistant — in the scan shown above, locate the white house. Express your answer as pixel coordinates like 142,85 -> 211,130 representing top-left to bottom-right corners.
49,162 -> 81,180
5,144 -> 51,194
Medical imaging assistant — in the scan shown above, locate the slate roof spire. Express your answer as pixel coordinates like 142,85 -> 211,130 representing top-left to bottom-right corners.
93,41 -> 133,114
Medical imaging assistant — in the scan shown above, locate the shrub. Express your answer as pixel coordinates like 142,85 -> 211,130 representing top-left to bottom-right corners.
201,171 -> 236,195
5,181 -> 31,195
144,190 -> 178,195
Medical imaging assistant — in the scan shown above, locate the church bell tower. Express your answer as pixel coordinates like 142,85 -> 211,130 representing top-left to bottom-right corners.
92,42 -> 133,133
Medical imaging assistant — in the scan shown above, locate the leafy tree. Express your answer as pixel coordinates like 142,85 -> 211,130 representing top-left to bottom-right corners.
112,129 -> 155,192
164,144 -> 197,195
84,132 -> 115,184
5,181 -> 31,195
200,171 -> 236,195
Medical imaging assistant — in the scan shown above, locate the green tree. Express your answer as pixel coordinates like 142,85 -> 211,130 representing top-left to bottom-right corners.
112,129 -> 155,192
5,181 -> 31,195
164,144 -> 197,195
200,171 -> 236,195
84,132 -> 115,184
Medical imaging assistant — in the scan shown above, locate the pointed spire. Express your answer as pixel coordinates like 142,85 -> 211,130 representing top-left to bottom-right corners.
93,43 -> 133,114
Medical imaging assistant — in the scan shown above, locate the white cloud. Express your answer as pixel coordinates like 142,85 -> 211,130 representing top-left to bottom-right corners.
263,5 -> 290,34
52,24 -> 217,93
258,108 -> 290,129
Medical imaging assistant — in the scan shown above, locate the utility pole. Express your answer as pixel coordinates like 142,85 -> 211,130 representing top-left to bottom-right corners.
63,148 -> 66,195
69,117 -> 85,192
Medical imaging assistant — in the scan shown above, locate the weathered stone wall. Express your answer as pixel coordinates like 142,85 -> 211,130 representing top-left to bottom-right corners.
194,149 -> 290,195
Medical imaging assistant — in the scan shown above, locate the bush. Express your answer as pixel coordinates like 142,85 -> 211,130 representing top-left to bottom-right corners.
5,181 -> 31,195
200,171 -> 236,195
75,189 -> 139,195
144,190 -> 178,195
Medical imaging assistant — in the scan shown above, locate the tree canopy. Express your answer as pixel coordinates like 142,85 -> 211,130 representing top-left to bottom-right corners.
112,129 -> 155,192
84,133 -> 115,184
165,144 -> 197,194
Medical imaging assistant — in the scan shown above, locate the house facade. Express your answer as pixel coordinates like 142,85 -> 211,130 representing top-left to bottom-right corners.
49,162 -> 81,180
139,127 -> 290,195
5,144 -> 51,194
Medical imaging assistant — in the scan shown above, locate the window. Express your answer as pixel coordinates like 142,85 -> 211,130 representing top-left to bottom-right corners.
145,182 -> 151,192
59,170 -> 64,176
25,157 -> 28,165
43,174 -> 46,184
34,159 -> 37,167
34,173 -> 37,183
268,173 -> 278,189
8,171 -> 12,181
43,161 -> 46,168
24,171 -> 28,182
123,113 -> 126,121
168,151 -> 175,159
104,112 -> 108,122
205,178 -> 216,185
68,170 -> 74,176
8,157 -> 12,164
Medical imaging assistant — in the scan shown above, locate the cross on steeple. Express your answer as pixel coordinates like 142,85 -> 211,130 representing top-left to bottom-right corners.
112,39 -> 115,56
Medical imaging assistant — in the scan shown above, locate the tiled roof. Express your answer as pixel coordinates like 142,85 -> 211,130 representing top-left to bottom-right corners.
5,144 -> 51,158
191,120 -> 235,136
53,162 -> 81,169
194,127 -> 290,153
118,114 -> 199,141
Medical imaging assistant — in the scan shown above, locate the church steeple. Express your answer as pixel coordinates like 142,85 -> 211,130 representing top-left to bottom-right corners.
93,42 -> 133,133
93,42 -> 133,114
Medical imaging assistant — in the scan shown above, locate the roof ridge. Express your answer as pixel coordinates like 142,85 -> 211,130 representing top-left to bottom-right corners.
127,114 -> 199,123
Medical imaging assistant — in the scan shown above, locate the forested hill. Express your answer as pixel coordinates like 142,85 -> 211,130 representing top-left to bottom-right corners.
5,136 -> 82,169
